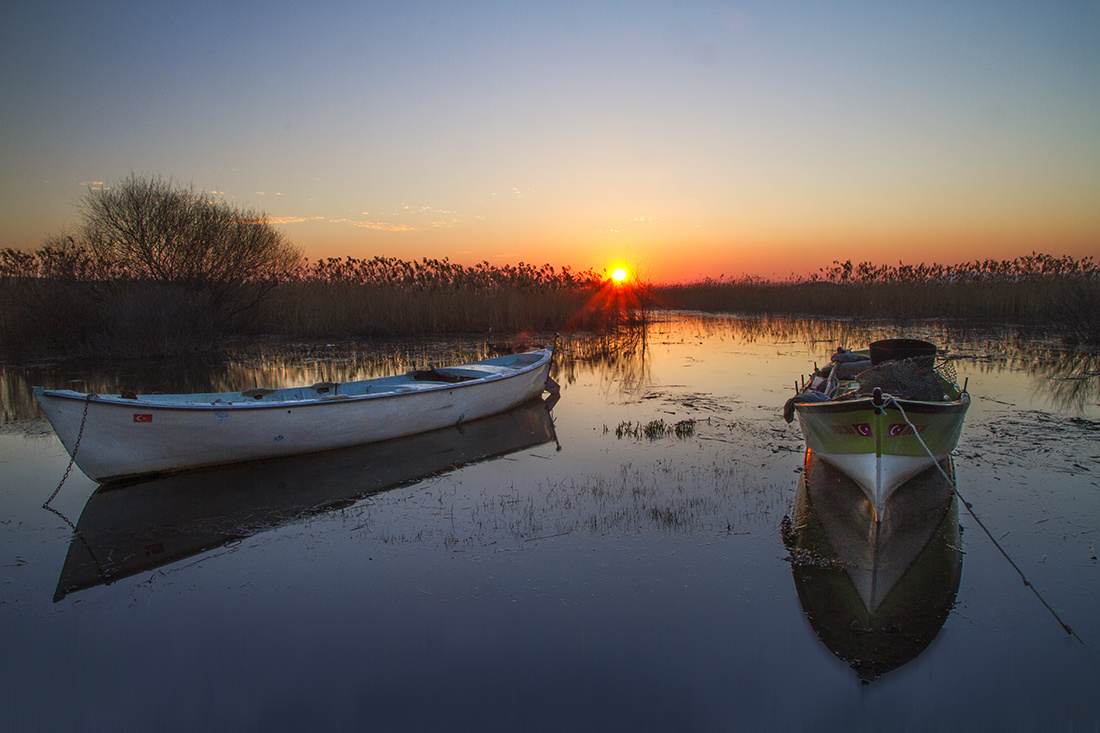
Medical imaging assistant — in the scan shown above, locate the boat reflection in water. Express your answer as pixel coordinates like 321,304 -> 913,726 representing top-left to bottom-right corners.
55,396 -> 558,602
782,449 -> 963,682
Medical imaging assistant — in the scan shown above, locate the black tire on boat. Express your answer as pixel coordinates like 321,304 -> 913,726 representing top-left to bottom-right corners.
869,339 -> 937,365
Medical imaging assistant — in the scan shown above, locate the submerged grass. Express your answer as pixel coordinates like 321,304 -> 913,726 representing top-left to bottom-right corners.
610,419 -> 698,440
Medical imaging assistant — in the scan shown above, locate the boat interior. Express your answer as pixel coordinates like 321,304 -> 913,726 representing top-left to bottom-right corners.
82,350 -> 549,406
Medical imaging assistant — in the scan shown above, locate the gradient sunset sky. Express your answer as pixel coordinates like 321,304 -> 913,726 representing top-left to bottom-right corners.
3,1 -> 1098,282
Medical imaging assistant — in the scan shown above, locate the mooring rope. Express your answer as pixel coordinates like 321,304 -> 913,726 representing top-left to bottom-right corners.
885,394 -> 1086,647
42,393 -> 94,522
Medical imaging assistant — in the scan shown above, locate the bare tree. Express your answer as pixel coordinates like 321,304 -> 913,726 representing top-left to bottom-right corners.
79,174 -> 301,319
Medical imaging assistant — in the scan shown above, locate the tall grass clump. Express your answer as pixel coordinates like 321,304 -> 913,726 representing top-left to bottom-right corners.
0,238 -> 106,354
657,253 -> 1100,343
0,245 -> 631,356
245,256 -> 609,338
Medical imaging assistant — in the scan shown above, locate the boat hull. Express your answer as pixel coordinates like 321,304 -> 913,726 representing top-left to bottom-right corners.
34,349 -> 553,482
785,450 -> 962,681
793,393 -> 968,517
54,397 -> 557,600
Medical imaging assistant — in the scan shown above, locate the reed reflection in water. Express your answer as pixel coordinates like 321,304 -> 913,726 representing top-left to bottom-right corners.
5,313 -> 1098,424
3,313 -> 1099,730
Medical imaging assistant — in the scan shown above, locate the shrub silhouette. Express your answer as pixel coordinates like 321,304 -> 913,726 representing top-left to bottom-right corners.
1,175 -> 301,355
79,174 -> 301,320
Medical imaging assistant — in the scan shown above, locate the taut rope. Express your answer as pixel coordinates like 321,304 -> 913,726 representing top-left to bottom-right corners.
886,394 -> 1085,647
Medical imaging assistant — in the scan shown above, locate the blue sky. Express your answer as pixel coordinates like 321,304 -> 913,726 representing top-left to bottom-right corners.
2,1 -> 1098,280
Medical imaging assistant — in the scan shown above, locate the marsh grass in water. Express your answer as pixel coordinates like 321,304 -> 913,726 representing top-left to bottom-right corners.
0,255 -> 624,356
353,453 -> 785,548
657,253 -> 1100,343
4,250 -> 1098,360
609,418 -> 697,440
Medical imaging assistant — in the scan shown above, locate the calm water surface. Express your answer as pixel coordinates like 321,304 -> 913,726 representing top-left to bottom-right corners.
2,314 -> 1098,730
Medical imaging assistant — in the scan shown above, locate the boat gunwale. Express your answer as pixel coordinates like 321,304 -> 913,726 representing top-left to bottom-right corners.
32,348 -> 553,413
793,393 -> 970,417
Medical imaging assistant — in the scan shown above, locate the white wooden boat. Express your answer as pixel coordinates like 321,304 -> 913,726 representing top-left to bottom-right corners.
54,397 -> 558,600
783,339 -> 968,520
34,347 -> 555,483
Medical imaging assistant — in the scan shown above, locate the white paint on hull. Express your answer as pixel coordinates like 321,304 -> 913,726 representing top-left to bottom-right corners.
34,349 -> 553,482
814,451 -> 940,518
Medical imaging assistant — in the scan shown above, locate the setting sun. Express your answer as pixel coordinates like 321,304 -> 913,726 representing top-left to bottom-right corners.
611,268 -> 629,283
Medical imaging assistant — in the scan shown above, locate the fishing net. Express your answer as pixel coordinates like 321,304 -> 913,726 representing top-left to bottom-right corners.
855,356 -> 956,401
934,358 -> 958,388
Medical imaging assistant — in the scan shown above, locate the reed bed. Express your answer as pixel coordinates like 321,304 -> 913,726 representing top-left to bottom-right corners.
251,281 -> 598,337
4,249 -> 1098,356
657,253 -> 1100,344
241,256 -> 617,337
0,253 -> 621,356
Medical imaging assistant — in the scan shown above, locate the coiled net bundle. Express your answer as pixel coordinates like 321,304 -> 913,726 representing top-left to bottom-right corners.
855,356 -> 957,401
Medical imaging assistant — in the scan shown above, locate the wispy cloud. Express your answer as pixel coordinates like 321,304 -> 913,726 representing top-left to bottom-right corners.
488,188 -> 527,199
267,215 -> 326,225
341,203 -> 485,231
331,217 -> 418,232
267,203 -> 480,233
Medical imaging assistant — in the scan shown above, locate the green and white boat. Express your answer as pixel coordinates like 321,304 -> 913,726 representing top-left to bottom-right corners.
784,339 -> 969,520
783,449 -> 962,682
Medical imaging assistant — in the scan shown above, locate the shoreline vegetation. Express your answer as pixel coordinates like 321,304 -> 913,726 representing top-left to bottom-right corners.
1,176 -> 1097,357
656,253 -> 1100,345
0,175 -> 631,358
0,252 -> 623,357
2,249 -> 1098,359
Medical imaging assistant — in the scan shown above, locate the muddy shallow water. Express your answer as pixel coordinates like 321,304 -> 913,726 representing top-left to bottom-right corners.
2,314 -> 1098,730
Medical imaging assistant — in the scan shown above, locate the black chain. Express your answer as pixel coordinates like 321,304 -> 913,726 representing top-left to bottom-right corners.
42,394 -> 94,514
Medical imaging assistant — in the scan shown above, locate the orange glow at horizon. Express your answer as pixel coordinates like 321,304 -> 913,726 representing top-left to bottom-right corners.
271,216 -> 1100,285
5,4 -> 1098,291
